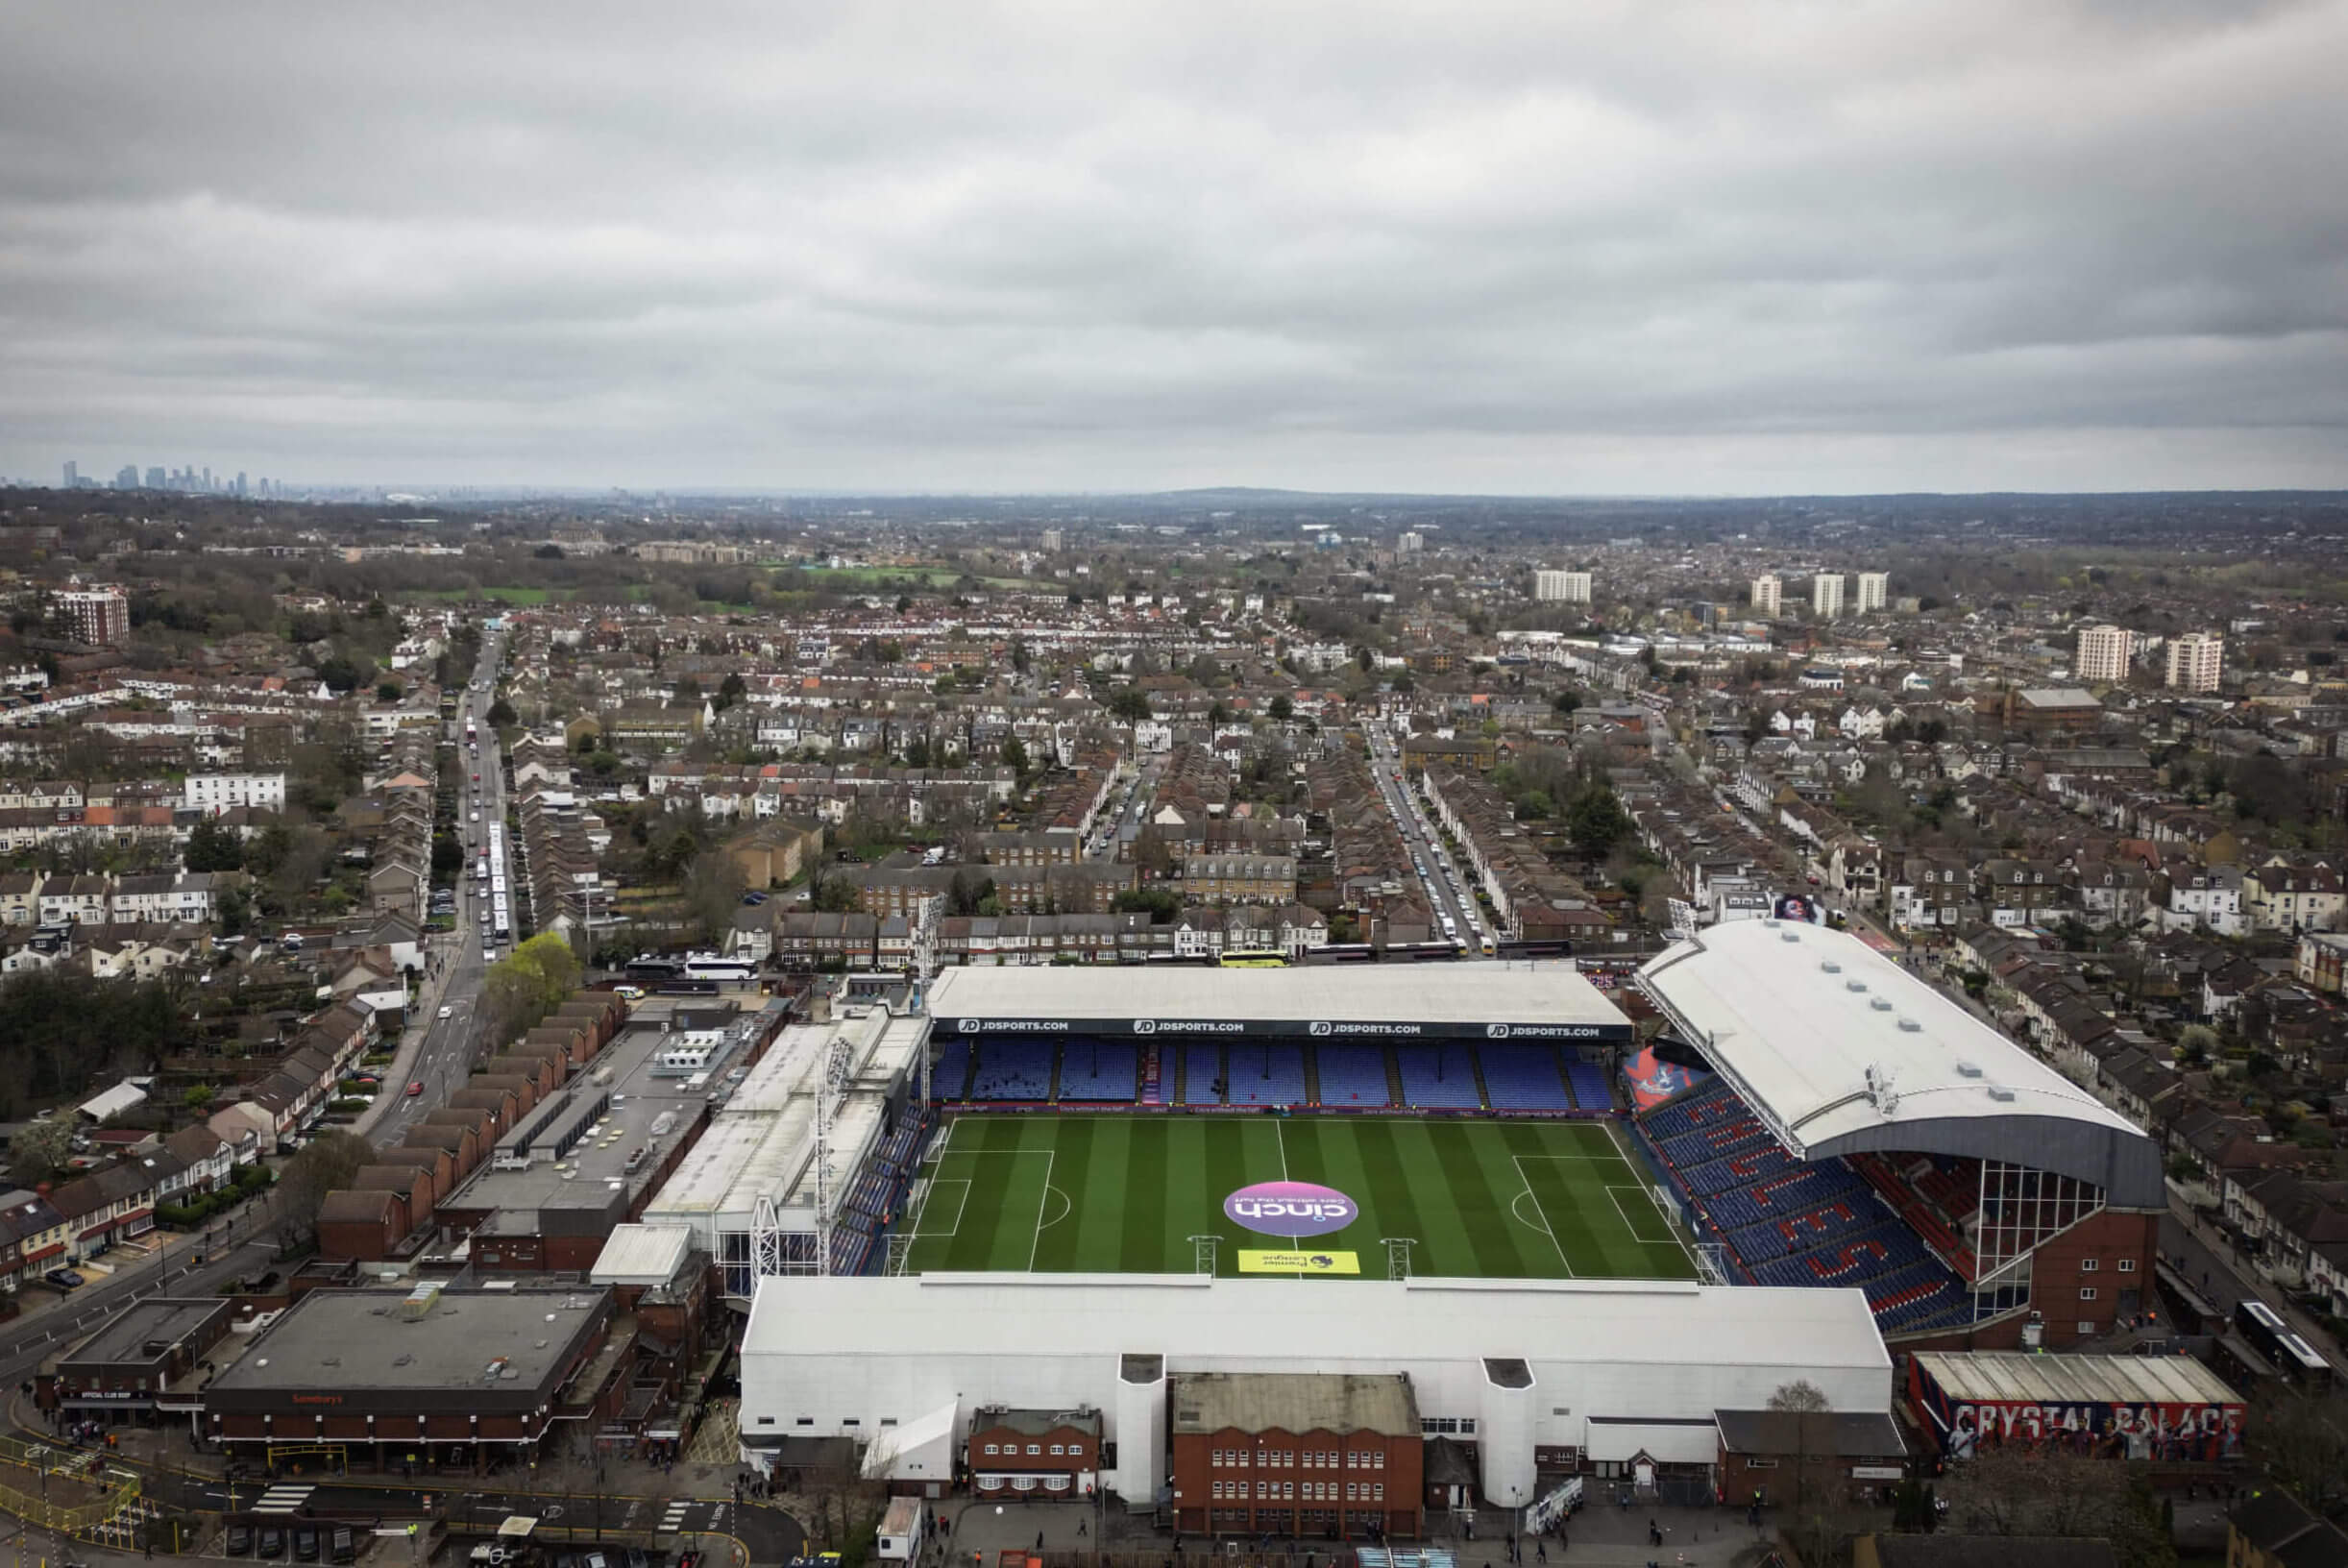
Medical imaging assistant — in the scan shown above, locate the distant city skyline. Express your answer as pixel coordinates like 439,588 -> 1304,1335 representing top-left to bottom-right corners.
5,2 -> 2346,495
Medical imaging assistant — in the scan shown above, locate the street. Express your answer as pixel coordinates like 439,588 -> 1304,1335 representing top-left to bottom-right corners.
1366,729 -> 1492,946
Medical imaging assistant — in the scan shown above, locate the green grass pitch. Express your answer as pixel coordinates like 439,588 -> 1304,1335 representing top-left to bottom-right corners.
905,1115 -> 1699,1281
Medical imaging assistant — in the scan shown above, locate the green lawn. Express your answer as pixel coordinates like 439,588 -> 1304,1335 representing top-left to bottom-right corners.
413,586 -> 554,605
905,1115 -> 1697,1281
797,565 -> 1053,591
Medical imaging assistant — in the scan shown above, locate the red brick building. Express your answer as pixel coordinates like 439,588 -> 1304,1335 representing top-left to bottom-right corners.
1169,1372 -> 1422,1540
966,1407 -> 1104,1500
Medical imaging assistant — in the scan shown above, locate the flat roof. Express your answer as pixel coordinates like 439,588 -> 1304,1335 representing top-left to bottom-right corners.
589,1222 -> 695,1286
1638,920 -> 2164,1206
58,1297 -> 227,1369
206,1287 -> 608,1397
1174,1371 -> 1418,1437
746,1273 -> 1889,1378
927,962 -> 1629,1041
1912,1350 -> 2242,1409
439,1020 -> 710,1215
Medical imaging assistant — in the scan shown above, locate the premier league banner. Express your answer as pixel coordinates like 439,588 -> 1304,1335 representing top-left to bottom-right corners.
939,1015 -> 1629,1042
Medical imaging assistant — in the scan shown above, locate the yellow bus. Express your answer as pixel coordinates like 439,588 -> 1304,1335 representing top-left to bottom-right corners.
1215,948 -> 1289,968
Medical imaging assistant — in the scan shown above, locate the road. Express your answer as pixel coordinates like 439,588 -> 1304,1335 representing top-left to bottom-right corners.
1365,730 -> 1492,946
373,632 -> 512,1143
1089,753 -> 1164,858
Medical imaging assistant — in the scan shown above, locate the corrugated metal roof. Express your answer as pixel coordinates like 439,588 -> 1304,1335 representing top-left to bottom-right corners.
1912,1349 -> 2239,1407
589,1223 -> 695,1286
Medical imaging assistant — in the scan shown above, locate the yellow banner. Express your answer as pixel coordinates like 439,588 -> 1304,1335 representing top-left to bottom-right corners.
1238,1249 -> 1360,1275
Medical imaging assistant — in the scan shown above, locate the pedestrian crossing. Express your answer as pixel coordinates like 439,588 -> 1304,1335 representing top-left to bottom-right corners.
660,1501 -> 693,1535
255,1484 -> 316,1514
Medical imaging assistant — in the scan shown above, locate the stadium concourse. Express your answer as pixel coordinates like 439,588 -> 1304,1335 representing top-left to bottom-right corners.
1632,918 -> 2166,1350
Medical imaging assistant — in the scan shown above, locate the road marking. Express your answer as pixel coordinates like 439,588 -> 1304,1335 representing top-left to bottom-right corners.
255,1484 -> 315,1514
1507,1155 -> 1577,1278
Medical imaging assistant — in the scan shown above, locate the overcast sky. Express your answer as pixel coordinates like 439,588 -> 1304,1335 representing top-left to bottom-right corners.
4,1 -> 2345,495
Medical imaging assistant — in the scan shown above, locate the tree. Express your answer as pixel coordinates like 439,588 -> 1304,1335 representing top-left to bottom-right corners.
1000,734 -> 1030,774
376,680 -> 404,703
314,654 -> 366,693
278,1129 -> 373,1245
681,847 -> 748,944
9,1117 -> 74,1184
1107,686 -> 1153,723
717,671 -> 747,710
183,818 -> 244,873
1011,640 -> 1031,674
487,696 -> 517,727
1268,694 -> 1293,722
480,932 -> 583,1044
1567,785 -> 1634,858
183,1083 -> 215,1115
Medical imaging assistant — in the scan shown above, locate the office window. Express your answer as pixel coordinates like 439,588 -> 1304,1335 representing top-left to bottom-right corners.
2116,1258 -> 2137,1273
2080,1286 -> 2097,1301
2079,1258 -> 2099,1272
1374,1484 -> 1384,1502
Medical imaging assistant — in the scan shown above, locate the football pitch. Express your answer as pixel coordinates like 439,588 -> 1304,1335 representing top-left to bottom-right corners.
904,1114 -> 1698,1281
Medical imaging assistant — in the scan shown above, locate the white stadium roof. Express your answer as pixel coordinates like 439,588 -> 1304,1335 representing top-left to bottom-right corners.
746,1271 -> 1890,1380
1637,920 -> 2164,1207
926,962 -> 1630,1042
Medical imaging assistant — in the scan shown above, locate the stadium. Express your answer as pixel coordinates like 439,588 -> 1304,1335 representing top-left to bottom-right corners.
727,925 -> 2165,1515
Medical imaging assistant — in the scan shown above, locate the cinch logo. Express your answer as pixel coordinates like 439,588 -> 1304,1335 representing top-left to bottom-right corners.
1486,1023 -> 1511,1040
1134,1019 -> 1158,1034
1309,1021 -> 1333,1036
1223,1180 -> 1358,1237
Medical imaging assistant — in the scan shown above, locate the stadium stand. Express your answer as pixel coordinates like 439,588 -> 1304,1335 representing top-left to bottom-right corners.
1635,1074 -> 1972,1335
1225,1044 -> 1308,1106
968,1040 -> 1055,1101
1565,1061 -> 1613,1110
1479,1046 -> 1572,1110
1176,1044 -> 1222,1105
1314,1045 -> 1394,1108
1395,1046 -> 1483,1110
931,1035 -> 974,1099
1057,1040 -> 1139,1102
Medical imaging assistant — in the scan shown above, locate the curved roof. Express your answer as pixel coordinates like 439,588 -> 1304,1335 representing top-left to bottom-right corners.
1637,920 -> 2164,1208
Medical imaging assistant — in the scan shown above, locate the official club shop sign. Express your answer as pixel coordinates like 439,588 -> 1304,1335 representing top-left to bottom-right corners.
1224,1180 -> 1359,1237
945,1016 -> 1624,1041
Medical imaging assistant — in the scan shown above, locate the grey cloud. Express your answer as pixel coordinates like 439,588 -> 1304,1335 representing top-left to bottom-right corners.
2,0 -> 2344,492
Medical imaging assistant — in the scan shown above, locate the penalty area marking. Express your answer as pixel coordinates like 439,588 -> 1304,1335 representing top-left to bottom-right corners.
1605,1185 -> 1680,1247
913,1179 -> 968,1240
1507,1155 -> 1578,1278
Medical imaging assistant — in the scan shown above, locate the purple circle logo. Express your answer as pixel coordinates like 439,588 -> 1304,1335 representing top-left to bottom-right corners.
1223,1181 -> 1358,1237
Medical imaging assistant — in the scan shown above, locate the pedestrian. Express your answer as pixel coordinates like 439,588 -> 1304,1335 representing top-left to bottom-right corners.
1079,1519 -> 1087,1538
1536,1542 -> 1547,1562
1037,1532 -> 1044,1553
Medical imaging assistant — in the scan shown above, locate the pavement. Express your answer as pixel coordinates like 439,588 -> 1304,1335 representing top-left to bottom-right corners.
940,1496 -> 1792,1568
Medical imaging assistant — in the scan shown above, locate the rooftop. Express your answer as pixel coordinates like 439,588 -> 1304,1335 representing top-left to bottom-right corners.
1174,1371 -> 1419,1437
57,1297 -> 227,1369
926,961 -> 1629,1040
206,1286 -> 609,1397
1910,1349 -> 2240,1409
1638,920 -> 2165,1206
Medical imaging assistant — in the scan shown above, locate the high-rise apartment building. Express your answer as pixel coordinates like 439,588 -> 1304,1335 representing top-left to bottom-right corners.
1854,572 -> 1890,614
53,585 -> 131,648
1039,528 -> 1063,552
1533,570 -> 1592,603
2076,625 -> 2134,684
1398,531 -> 1424,555
2165,633 -> 2224,694
1811,574 -> 1846,618
113,465 -> 138,489
1750,574 -> 1782,616
144,467 -> 165,489
61,461 -> 77,488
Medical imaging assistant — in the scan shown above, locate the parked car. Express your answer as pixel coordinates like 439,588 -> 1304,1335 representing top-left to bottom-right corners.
225,1526 -> 254,1556
43,1269 -> 84,1290
330,1526 -> 355,1564
293,1527 -> 320,1562
257,1527 -> 285,1558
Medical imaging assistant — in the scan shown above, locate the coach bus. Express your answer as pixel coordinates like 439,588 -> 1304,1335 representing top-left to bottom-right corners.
683,953 -> 757,984
1214,948 -> 1289,968
2237,1299 -> 2334,1387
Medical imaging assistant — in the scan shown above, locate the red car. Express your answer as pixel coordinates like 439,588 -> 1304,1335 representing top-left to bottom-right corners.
406,1081 -> 425,1097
